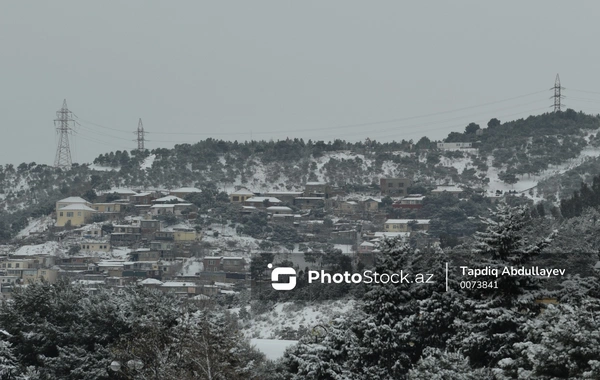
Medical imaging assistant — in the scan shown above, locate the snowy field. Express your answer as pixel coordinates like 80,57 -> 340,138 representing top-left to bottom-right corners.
239,299 -> 356,339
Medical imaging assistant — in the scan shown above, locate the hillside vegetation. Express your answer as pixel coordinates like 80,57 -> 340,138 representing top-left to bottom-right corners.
1,110 -> 600,241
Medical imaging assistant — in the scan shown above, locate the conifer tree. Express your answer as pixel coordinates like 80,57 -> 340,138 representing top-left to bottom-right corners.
451,202 -> 556,367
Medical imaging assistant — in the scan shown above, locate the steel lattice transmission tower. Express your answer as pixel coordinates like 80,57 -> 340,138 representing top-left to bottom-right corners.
135,118 -> 146,151
54,99 -> 76,169
551,74 -> 565,112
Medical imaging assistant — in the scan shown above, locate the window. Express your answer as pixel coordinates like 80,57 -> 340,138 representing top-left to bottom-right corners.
7,264 -> 11,268
388,183 -> 393,187
67,212 -> 74,217
60,212 -> 63,217
233,196 -> 239,201
15,264 -> 19,268
78,212 -> 81,216
398,182 -> 404,187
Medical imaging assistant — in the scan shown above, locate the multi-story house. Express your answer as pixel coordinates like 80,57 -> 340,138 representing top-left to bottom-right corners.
380,178 -> 413,197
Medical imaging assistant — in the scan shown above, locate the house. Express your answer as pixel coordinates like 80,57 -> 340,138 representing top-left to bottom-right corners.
91,202 -> 125,221
338,201 -> 358,214
79,224 -> 103,238
159,281 -> 199,297
230,188 -> 255,203
293,197 -> 325,209
90,260 -> 126,277
149,203 -> 197,216
129,192 -> 155,205
361,198 -> 380,212
202,257 -> 247,273
80,241 -> 111,252
150,241 -> 174,255
56,256 -> 99,271
22,268 -> 58,284
394,195 -> 425,209
110,224 -> 142,245
120,261 -> 161,279
139,278 -> 163,288
431,185 -> 464,197
56,196 -> 91,215
264,191 -> 303,204
270,214 -> 299,226
56,204 -> 97,227
107,189 -> 137,198
140,219 -> 161,236
1,259 -> 36,278
304,182 -> 331,198
243,197 -> 282,208
266,206 -> 293,215
169,187 -> 202,198
222,257 -> 246,272
152,195 -> 187,204
384,219 -> 430,232
91,202 -> 124,213
154,231 -> 174,240
437,142 -> 473,150
380,178 -> 412,196
130,248 -> 161,262
173,228 -> 198,242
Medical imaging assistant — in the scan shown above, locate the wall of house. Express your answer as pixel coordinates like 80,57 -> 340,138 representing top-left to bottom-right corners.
174,231 -> 197,241
56,210 -> 93,227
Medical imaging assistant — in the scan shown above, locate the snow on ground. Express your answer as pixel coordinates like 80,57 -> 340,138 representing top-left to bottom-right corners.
250,339 -> 298,361
108,247 -> 131,259
181,258 -> 204,276
12,241 -> 62,256
202,225 -> 261,254
17,216 -> 53,238
242,299 -> 356,339
439,155 -> 472,174
483,145 -> 600,197
88,164 -> 119,172
140,154 -> 156,170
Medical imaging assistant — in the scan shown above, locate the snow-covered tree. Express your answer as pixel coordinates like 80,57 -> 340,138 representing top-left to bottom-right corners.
281,316 -> 359,380
494,300 -> 600,379
408,347 -> 492,380
0,339 -> 23,380
451,202 -> 557,367
0,281 -> 268,379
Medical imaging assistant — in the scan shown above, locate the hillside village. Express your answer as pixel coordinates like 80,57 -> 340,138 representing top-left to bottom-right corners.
0,154 -> 520,302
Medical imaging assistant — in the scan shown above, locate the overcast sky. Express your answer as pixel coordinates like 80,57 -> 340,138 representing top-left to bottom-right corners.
2,1 -> 600,166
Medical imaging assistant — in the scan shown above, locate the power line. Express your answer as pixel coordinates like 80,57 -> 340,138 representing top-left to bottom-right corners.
321,106 -> 551,141
72,89 -> 548,138
569,88 -> 600,96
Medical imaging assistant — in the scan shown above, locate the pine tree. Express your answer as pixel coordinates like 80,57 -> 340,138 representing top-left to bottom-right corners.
494,300 -> 600,379
0,339 -> 23,380
347,239 -> 422,378
451,202 -> 556,367
281,316 -> 359,380
408,347 -> 492,380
